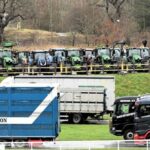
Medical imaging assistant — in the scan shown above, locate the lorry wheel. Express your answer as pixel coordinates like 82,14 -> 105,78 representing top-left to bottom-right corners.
72,113 -> 82,124
123,129 -> 134,140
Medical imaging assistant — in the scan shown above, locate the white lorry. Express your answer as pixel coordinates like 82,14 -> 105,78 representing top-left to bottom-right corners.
2,75 -> 115,123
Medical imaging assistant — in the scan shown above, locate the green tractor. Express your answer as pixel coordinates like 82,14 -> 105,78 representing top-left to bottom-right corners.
65,48 -> 86,73
92,47 -> 112,73
0,42 -> 17,72
126,47 -> 150,72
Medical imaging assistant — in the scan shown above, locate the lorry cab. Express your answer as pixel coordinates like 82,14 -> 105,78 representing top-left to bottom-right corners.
110,96 -> 138,140
134,95 -> 150,140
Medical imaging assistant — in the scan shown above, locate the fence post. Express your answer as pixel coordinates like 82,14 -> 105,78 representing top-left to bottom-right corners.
117,141 -> 120,150
30,142 -> 33,150
147,140 -> 148,150
59,145 -> 62,150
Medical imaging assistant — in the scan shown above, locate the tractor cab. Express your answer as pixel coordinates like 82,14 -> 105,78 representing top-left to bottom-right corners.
112,48 -> 121,62
93,47 -> 111,64
127,48 -> 142,64
32,50 -> 53,66
65,48 -> 85,67
0,49 -> 16,71
16,51 -> 29,66
82,48 -> 94,64
140,47 -> 150,62
50,48 -> 66,64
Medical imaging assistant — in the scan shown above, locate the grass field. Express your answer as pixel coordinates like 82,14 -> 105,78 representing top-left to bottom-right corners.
115,73 -> 150,97
58,124 -> 122,141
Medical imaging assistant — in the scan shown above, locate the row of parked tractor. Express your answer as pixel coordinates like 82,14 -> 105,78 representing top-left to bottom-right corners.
0,41 -> 150,74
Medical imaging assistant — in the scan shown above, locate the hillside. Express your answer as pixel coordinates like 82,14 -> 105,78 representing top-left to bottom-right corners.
4,28 -> 90,51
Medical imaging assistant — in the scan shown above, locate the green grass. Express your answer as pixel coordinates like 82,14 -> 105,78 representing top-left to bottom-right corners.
115,73 -> 150,97
0,77 -> 5,82
58,124 -> 122,141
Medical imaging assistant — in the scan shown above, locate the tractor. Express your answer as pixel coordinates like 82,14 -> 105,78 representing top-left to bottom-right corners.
16,51 -> 29,66
0,41 -> 17,72
126,48 -> 149,72
13,51 -> 30,74
92,47 -> 112,73
50,48 -> 66,73
31,50 -> 54,74
81,48 -> 95,72
111,40 -> 128,73
65,48 -> 86,74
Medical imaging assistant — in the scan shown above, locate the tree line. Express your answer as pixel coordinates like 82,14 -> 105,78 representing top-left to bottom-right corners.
0,0 -> 150,46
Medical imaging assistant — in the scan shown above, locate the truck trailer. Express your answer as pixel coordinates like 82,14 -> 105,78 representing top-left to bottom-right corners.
2,75 -> 115,123
0,81 -> 60,147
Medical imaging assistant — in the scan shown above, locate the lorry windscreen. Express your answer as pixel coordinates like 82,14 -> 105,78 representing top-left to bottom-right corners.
115,102 -> 135,116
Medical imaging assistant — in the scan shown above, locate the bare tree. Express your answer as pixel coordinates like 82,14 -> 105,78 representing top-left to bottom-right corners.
0,0 -> 32,42
97,0 -> 126,22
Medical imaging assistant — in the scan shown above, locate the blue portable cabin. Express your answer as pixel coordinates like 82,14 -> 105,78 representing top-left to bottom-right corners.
0,82 -> 60,142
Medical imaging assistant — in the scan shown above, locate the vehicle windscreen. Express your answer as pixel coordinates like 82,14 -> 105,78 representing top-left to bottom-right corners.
97,49 -> 110,56
35,52 -> 45,61
55,51 -> 65,57
68,50 -> 80,57
128,49 -> 141,56
115,102 -> 135,116
19,53 -> 26,58
3,51 -> 12,57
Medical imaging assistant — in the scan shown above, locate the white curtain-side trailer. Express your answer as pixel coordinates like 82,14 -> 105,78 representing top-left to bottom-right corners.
2,75 -> 115,123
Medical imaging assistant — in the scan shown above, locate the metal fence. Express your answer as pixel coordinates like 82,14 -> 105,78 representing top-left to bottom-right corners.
0,63 -> 150,76
0,140 -> 150,150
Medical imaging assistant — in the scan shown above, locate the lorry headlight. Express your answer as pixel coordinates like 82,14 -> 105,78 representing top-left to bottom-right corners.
112,127 -> 115,131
